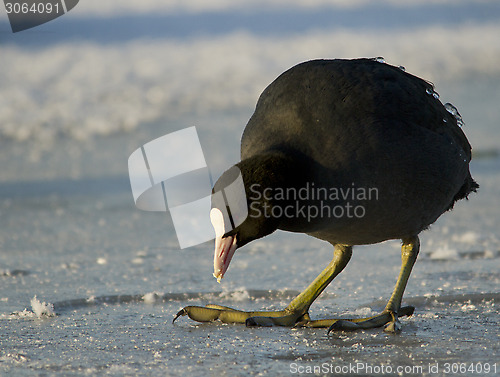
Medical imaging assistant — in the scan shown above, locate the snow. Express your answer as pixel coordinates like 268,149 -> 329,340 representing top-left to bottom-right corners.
1,18 -> 500,147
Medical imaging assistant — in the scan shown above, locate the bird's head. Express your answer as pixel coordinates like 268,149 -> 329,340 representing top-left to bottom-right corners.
210,157 -> 289,282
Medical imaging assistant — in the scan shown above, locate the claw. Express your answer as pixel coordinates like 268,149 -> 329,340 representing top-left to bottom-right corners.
383,309 -> 404,333
384,319 -> 402,333
172,308 -> 187,324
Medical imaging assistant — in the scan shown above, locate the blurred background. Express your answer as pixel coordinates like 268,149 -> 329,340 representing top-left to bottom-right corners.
1,2 -> 499,374
0,0 -> 499,182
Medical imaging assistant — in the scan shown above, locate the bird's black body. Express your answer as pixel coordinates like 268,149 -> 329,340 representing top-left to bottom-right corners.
233,58 -> 478,246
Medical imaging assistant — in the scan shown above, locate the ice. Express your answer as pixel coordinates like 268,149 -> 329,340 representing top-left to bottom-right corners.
0,352 -> 29,364
5,309 -> 35,319
445,102 -> 459,116
30,296 -> 56,318
143,292 -> 163,303
444,102 -> 465,127
0,269 -> 29,277
220,287 -> 252,302
426,88 -> 440,99
460,302 -> 477,312
429,244 -> 460,260
96,257 -> 107,265
452,230 -> 480,244
348,307 -> 376,317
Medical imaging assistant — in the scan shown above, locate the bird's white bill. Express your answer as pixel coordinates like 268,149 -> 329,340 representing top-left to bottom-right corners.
210,208 -> 238,283
213,235 -> 237,283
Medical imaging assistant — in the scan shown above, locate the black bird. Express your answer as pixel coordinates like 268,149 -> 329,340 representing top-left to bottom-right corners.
174,58 -> 478,332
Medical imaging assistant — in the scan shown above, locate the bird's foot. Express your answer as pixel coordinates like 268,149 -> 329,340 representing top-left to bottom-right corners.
173,304 -> 308,327
173,304 -> 414,332
321,306 -> 414,334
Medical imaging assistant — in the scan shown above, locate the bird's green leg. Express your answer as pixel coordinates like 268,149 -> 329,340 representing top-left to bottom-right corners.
324,236 -> 420,333
173,244 -> 352,326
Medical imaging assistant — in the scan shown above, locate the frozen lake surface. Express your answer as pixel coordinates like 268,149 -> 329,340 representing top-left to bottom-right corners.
1,120 -> 498,376
1,1 -> 499,376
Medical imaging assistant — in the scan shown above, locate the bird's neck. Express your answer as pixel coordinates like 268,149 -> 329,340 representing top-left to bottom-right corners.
237,150 -> 312,199
236,151 -> 321,229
